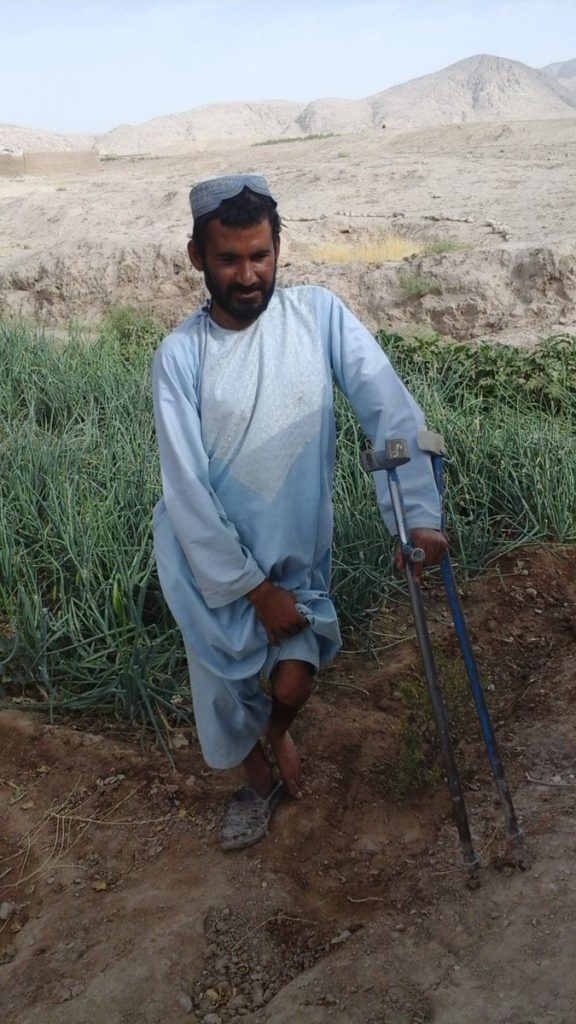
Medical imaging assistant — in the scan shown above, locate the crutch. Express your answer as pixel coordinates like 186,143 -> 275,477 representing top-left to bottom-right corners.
362,439 -> 480,877
417,430 -> 525,861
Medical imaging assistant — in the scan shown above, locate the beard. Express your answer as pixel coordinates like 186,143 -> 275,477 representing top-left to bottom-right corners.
203,262 -> 277,325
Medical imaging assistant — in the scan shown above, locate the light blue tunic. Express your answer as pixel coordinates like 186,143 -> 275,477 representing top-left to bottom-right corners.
152,285 -> 440,767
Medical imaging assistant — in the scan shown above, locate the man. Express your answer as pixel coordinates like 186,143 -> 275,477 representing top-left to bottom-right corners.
152,173 -> 447,850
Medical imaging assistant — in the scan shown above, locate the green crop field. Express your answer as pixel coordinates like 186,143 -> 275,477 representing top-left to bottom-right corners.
2,310 -> 576,744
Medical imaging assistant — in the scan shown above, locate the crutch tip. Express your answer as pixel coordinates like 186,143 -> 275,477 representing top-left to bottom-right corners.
466,866 -> 481,891
493,834 -> 532,873
462,848 -> 481,889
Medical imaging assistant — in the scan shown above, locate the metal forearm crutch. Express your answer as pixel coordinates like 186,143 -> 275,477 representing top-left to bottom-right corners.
417,430 -> 525,857
362,439 -> 479,875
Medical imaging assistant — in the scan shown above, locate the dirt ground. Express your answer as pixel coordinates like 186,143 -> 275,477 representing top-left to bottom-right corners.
2,545 -> 575,1024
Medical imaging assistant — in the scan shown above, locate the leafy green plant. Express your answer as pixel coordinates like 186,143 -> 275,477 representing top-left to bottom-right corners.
253,133 -> 336,147
398,273 -> 442,298
100,305 -> 165,361
380,330 -> 576,411
422,237 -> 466,255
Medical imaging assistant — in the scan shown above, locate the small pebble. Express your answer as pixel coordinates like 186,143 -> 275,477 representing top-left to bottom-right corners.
0,902 -> 17,921
252,982 -> 264,1007
228,994 -> 247,1010
177,993 -> 193,1014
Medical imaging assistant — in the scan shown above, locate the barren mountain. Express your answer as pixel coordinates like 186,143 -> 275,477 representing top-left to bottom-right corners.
0,123 -> 96,155
294,97 -> 373,136
542,57 -> 576,95
98,100 -> 303,155
367,53 -> 576,128
2,54 -> 575,156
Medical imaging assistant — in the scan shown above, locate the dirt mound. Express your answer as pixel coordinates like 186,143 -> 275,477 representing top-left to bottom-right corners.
3,239 -> 574,345
281,244 -> 576,341
0,242 -> 205,325
2,546 -> 576,1023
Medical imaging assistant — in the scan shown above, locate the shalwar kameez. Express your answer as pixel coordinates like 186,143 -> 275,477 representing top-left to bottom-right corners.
152,284 -> 441,769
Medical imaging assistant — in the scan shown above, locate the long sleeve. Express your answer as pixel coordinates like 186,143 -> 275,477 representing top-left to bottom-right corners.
152,336 -> 266,608
327,294 -> 441,534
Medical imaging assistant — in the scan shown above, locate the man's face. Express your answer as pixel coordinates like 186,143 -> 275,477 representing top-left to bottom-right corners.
188,218 -> 279,330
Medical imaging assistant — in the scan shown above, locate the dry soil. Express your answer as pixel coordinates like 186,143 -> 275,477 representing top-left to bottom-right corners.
2,547 -> 576,1024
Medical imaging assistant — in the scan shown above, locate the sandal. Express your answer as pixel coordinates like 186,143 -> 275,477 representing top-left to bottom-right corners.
220,779 -> 286,851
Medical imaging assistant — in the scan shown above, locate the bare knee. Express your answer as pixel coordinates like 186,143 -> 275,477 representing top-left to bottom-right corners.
272,660 -> 314,707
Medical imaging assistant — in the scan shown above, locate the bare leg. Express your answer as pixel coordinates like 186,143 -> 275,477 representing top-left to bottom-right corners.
266,660 -> 314,799
242,739 -> 274,798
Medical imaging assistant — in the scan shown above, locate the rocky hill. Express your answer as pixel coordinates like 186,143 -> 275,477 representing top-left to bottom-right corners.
0,123 -> 96,155
1,54 -> 575,156
367,53 -> 576,128
542,57 -> 576,95
98,100 -> 304,155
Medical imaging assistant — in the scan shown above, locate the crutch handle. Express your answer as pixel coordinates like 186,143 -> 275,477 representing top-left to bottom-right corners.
360,438 -> 410,473
362,440 -> 426,564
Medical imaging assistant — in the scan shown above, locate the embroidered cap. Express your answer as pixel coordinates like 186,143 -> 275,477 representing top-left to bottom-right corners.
189,173 -> 276,220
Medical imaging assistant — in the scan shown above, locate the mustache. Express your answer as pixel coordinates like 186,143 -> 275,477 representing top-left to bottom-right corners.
229,284 -> 264,296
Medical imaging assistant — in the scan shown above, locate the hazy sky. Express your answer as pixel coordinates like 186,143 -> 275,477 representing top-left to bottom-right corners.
2,0 -> 575,134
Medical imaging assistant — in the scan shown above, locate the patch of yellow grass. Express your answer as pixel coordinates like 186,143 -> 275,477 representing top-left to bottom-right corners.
309,234 -> 422,264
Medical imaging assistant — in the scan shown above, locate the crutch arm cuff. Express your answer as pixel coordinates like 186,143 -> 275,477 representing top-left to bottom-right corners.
417,430 -> 445,456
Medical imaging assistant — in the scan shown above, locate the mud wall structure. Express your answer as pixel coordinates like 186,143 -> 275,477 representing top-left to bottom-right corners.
0,154 -> 25,176
0,152 -> 99,176
23,151 -> 99,175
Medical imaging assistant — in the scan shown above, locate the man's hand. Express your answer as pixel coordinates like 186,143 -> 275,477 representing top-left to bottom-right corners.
394,528 -> 448,581
247,580 -> 308,646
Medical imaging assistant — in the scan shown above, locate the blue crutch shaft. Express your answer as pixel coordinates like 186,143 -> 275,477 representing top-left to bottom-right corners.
363,440 -> 479,870
418,431 -> 524,845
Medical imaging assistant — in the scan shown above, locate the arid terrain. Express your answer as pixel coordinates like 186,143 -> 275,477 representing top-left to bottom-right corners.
1,55 -> 576,345
1,54 -> 576,1024
2,548 -> 576,1024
